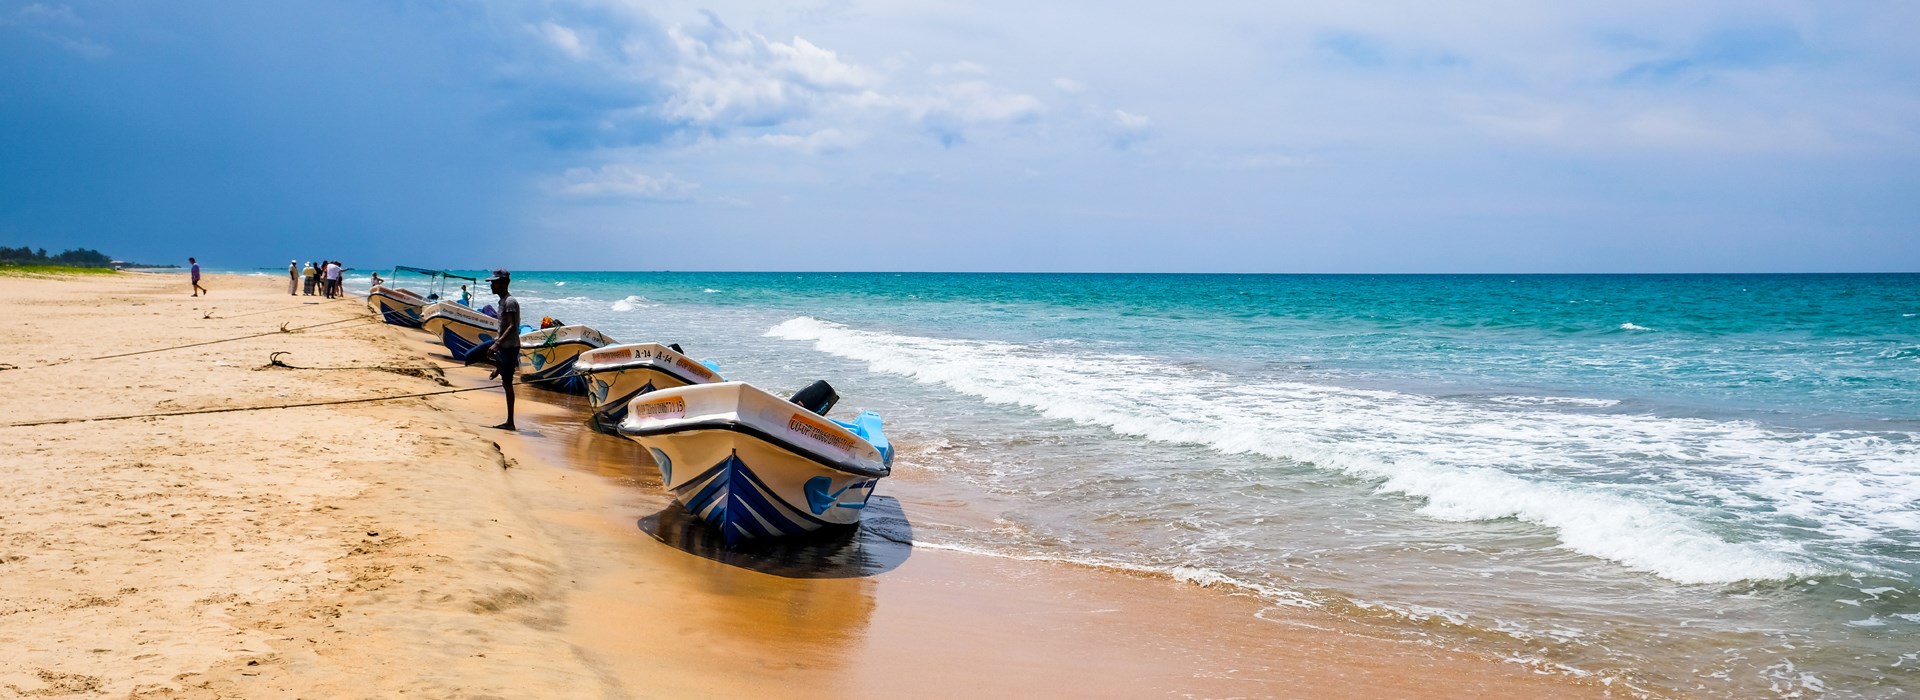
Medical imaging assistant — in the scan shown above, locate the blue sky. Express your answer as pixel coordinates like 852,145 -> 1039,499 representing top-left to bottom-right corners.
2,1 -> 1916,272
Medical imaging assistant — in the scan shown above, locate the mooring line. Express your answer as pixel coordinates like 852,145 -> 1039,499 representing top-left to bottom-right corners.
200,298 -> 342,320
84,316 -> 379,362
6,354 -> 576,428
1,384 -> 503,428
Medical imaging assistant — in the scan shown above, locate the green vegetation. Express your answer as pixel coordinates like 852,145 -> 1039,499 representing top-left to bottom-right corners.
0,264 -> 121,277
0,245 -> 122,276
0,245 -> 115,268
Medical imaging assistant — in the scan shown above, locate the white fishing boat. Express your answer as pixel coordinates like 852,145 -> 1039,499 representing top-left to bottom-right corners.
574,342 -> 724,432
617,380 -> 894,545
367,266 -> 478,329
518,324 -> 616,394
367,285 -> 428,328
420,301 -> 501,362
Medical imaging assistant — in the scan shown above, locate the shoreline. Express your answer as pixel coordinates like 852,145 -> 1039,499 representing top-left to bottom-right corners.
0,272 -> 1606,698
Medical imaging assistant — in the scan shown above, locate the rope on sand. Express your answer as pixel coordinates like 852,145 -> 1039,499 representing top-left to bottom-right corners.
0,383 -> 506,428
265,352 -> 455,384
5,353 -> 573,428
83,316 -> 379,362
200,297 -> 343,320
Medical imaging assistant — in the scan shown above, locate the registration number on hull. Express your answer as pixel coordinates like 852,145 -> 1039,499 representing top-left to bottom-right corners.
631,396 -> 686,420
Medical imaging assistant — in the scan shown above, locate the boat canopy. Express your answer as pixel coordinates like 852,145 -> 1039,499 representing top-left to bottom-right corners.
388,266 -> 480,302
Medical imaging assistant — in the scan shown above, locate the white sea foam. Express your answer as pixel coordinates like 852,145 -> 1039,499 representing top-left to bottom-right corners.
913,540 -> 1317,607
610,295 -> 655,312
1619,322 -> 1654,331
703,288 -> 721,293
768,317 -> 1920,584
1489,396 -> 1621,408
554,281 -> 566,286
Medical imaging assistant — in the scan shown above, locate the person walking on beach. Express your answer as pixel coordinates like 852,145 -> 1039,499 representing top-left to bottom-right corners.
287,260 -> 299,295
189,257 -> 207,296
484,269 -> 520,430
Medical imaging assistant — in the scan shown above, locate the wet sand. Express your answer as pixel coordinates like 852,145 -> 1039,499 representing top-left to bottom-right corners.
0,272 -> 1607,698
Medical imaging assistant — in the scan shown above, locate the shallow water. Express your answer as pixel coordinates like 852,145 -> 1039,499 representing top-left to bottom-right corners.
360,271 -> 1920,697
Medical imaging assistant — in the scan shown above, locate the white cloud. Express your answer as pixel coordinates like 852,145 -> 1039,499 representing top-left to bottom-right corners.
1053,77 -> 1086,93
538,23 -> 590,59
928,60 -> 986,77
913,80 -> 1044,125
552,165 -> 698,201
1113,109 -> 1150,130
758,128 -> 862,154
15,3 -> 79,24
6,2 -> 109,58
660,19 -> 879,127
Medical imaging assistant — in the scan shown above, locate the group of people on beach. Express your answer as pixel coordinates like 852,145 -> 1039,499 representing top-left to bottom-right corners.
290,260 -> 345,298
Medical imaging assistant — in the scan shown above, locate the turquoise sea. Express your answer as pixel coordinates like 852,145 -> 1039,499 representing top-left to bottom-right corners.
353,271 -> 1919,697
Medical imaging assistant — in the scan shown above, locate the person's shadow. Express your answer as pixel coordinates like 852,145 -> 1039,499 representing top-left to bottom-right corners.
637,496 -> 913,579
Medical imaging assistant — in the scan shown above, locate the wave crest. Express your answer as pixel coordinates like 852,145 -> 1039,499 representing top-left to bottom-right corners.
766,316 -> 1885,584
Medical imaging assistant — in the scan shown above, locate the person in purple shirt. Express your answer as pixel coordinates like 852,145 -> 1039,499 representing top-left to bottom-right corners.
189,257 -> 207,296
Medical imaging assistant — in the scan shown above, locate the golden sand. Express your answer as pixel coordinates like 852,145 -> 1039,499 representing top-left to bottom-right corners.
0,272 -> 1603,698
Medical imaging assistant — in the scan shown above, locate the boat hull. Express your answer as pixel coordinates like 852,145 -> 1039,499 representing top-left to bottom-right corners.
618,382 -> 891,545
517,325 -> 615,395
577,343 -> 722,433
420,302 -> 499,362
643,428 -> 882,543
368,286 -> 427,328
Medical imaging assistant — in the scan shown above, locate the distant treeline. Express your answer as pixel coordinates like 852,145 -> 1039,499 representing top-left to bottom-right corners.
0,246 -> 115,267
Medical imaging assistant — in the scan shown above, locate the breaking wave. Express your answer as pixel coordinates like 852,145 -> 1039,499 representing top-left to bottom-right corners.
768,316 -> 1920,585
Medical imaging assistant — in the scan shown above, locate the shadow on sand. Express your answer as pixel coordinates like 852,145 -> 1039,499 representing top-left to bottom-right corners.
637,496 -> 913,579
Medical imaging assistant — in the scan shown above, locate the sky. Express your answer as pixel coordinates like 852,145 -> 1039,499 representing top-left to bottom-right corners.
2,1 -> 1917,273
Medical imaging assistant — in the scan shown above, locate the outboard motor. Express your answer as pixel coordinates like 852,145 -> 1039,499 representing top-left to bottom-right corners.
788,380 -> 839,416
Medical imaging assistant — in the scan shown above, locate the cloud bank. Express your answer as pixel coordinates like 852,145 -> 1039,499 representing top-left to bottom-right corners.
0,0 -> 1915,271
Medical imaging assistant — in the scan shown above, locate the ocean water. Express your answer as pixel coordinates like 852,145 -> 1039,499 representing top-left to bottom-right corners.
367,271 -> 1920,697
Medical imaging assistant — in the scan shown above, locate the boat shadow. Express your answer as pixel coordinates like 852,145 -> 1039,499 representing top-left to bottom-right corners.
637,495 -> 913,579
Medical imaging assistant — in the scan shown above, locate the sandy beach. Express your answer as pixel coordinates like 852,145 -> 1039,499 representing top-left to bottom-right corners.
0,271 -> 1607,698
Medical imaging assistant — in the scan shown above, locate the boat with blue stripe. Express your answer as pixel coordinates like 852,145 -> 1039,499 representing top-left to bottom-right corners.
420,301 -> 501,362
617,380 -> 893,545
367,285 -> 428,328
517,324 -> 615,395
575,342 -> 723,433
367,266 -> 477,330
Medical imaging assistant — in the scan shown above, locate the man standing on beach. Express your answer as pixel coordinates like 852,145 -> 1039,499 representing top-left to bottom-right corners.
486,269 -> 521,430
325,260 -> 342,298
189,257 -> 206,296
287,260 -> 298,295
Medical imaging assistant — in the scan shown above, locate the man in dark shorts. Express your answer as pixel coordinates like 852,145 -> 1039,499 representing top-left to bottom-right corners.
486,269 -> 521,430
189,257 -> 207,296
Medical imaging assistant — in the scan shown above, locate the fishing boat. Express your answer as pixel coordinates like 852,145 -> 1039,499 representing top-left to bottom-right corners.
574,343 -> 724,433
518,324 -> 616,394
420,301 -> 502,362
617,380 -> 894,545
367,266 -> 478,329
367,285 -> 429,328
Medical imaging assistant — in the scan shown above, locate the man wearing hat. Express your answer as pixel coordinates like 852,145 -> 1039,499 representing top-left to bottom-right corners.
486,269 -> 521,430
287,260 -> 299,295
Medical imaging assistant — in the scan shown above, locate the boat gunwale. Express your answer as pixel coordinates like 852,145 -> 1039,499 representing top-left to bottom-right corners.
574,358 -> 711,386
618,419 -> 892,480
421,308 -> 497,331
